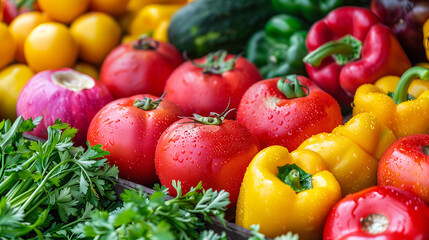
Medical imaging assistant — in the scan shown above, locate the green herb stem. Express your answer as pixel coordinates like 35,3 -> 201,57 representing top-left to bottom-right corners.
0,173 -> 18,195
20,159 -> 73,211
10,185 -> 38,207
24,195 -> 49,218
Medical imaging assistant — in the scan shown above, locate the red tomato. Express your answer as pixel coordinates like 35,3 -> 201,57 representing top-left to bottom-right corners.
154,115 -> 260,206
164,50 -> 263,119
378,134 -> 429,204
100,37 -> 183,99
2,0 -> 39,24
87,94 -> 182,186
237,75 -> 342,151
2,0 -> 18,24
323,186 -> 429,240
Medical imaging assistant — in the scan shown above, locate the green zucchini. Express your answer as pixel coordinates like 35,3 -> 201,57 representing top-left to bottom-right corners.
168,0 -> 274,58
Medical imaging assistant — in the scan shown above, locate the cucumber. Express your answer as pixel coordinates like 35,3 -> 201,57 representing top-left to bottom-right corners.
168,0 -> 274,58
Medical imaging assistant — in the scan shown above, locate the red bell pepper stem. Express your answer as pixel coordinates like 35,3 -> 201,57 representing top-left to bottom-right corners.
303,35 -> 362,67
392,66 -> 429,104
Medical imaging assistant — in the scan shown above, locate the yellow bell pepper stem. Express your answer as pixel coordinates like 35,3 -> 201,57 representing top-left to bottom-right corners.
236,146 -> 341,240
353,66 -> 429,137
391,66 -> 429,104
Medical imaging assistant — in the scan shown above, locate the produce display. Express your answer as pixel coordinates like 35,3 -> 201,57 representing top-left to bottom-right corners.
2,0 -> 429,239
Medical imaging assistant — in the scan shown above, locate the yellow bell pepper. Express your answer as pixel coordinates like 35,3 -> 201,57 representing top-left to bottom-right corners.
298,112 -> 396,196
424,19 -> 429,61
128,0 -> 187,12
353,66 -> 429,138
236,146 -> 341,240
0,64 -> 34,120
129,3 -> 183,42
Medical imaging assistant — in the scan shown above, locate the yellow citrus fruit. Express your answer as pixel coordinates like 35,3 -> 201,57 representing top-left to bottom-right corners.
24,22 -> 78,72
38,0 -> 90,24
0,64 -> 34,120
73,62 -> 100,80
70,12 -> 121,66
9,12 -> 50,63
89,0 -> 130,16
0,22 -> 16,70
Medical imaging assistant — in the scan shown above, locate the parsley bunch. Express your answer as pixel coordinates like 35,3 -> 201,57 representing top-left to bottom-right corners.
0,116 -> 119,239
73,181 -> 230,240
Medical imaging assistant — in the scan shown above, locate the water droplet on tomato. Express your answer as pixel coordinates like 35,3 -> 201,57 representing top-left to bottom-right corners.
169,134 -> 181,143
173,152 -> 179,161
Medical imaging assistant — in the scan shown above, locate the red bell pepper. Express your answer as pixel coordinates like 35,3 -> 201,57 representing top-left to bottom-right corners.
324,186 -> 429,240
303,6 -> 411,107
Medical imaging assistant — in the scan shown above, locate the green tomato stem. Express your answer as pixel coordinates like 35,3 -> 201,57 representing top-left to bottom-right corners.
423,145 -> 429,156
134,92 -> 167,110
277,74 -> 309,99
190,50 -> 238,74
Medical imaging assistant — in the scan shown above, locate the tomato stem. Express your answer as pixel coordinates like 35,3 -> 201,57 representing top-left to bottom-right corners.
133,37 -> 159,50
188,50 -> 239,74
134,92 -> 166,110
423,145 -> 429,156
277,75 -> 309,99
179,100 -> 235,125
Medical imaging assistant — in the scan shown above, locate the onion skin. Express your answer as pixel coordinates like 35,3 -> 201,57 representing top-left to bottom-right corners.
16,68 -> 113,146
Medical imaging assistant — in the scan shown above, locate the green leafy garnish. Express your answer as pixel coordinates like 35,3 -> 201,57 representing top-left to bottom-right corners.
73,180 -> 230,240
249,224 -> 299,240
0,117 -> 118,239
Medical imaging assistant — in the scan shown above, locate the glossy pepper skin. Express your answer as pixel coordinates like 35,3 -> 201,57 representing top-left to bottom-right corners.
372,0 -> 429,63
303,7 -> 411,107
424,19 -> 429,61
353,66 -> 429,138
237,75 -> 342,152
298,112 -> 396,196
126,3 -> 184,43
236,145 -> 341,240
323,186 -> 429,240
246,14 -> 308,78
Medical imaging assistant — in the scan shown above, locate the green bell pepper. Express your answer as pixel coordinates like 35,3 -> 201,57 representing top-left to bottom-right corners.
271,0 -> 342,23
271,0 -> 370,24
246,14 -> 308,79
